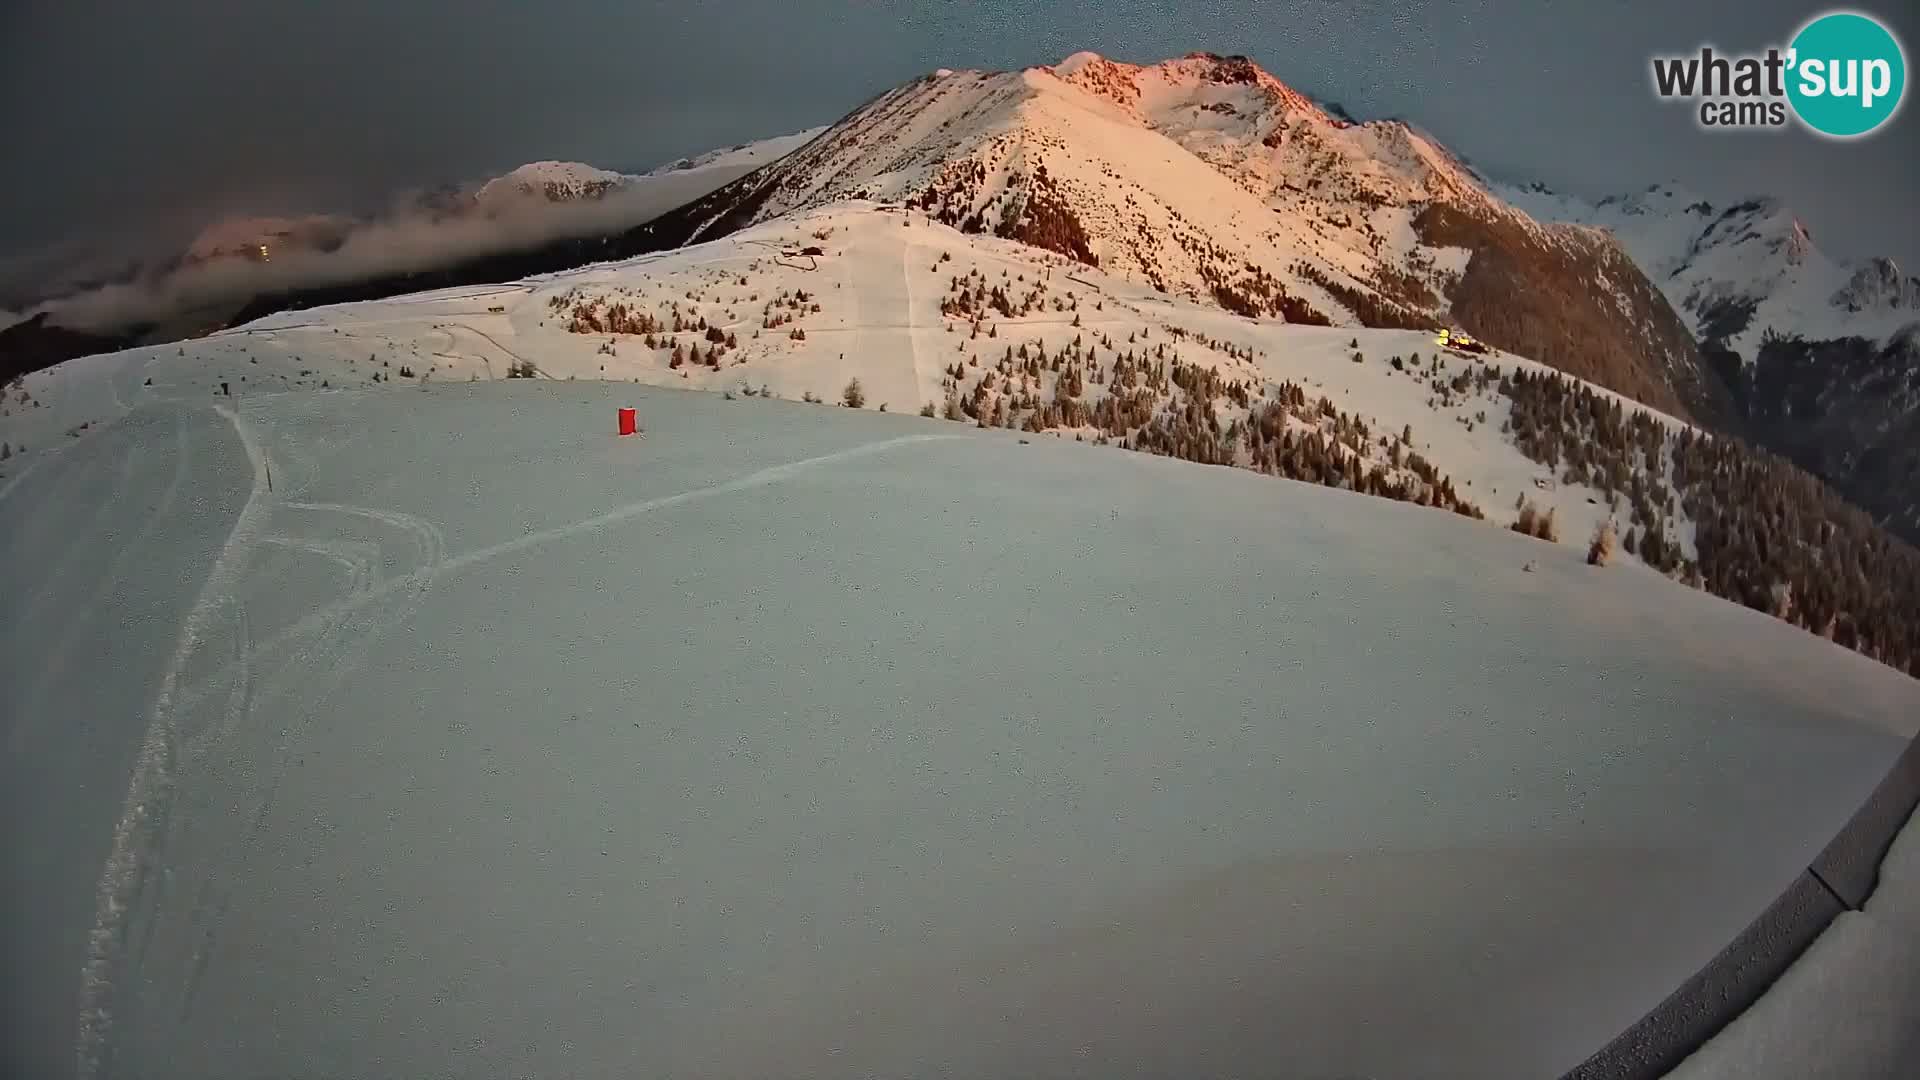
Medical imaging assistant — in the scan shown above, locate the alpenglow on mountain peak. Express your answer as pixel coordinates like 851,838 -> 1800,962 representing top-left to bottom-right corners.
635,47 -> 1719,419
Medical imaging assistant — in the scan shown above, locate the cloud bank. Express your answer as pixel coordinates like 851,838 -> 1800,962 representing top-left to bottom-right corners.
33,163 -> 761,334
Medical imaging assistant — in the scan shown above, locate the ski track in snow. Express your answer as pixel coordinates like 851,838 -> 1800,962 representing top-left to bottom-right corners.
74,402 -> 272,1080
127,487 -> 460,1043
281,502 -> 449,571
156,428 -> 966,738
901,231 -> 930,406
3,316 -> 1910,1079
0,455 -> 44,504
66,430 -> 958,1061
215,432 -> 961,692
166,501 -> 438,724
153,426 -> 959,750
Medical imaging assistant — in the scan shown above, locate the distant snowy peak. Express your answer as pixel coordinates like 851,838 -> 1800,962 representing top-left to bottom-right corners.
465,130 -> 823,210
1503,181 -> 1810,284
476,161 -> 632,206
1833,257 -> 1920,314
1493,177 -> 1919,354
644,127 -> 829,177
1678,195 -> 1814,274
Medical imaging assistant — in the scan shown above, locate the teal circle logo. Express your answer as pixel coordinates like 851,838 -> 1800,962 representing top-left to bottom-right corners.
1786,11 -> 1906,138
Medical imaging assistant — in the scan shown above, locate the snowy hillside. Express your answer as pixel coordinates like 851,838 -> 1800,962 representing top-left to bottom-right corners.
130,203 -> 1692,565
8,172 -> 1920,1077
13,171 -> 1920,656
5,348 -> 1918,1080
12,55 -> 1728,426
19,192 -> 1912,664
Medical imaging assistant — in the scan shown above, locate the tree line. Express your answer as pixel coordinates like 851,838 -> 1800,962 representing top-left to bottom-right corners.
1502,366 -> 1920,676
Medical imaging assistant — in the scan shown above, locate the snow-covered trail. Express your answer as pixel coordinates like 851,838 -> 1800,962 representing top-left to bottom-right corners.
0,402 -> 257,1080
6,379 -> 1911,1080
0,197 -> 1908,1075
162,428 -> 960,714
70,400 -> 273,1080
898,228 -> 934,408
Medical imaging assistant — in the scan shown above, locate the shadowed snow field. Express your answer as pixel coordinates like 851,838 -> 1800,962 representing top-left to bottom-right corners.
4,380 -> 1916,1080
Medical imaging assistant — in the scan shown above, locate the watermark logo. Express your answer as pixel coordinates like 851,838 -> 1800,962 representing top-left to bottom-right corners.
1650,9 -> 1906,138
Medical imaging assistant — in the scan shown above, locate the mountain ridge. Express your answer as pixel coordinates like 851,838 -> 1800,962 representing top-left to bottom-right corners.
635,51 -> 1725,422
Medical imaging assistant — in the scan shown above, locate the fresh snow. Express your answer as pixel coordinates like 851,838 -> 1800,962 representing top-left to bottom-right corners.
3,354 -> 1915,1079
4,195 -> 1915,1080
5,57 -> 1914,1075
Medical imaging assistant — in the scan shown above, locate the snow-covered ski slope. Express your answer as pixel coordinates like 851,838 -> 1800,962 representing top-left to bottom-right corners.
81,203 -> 1697,561
3,228 -> 1919,1077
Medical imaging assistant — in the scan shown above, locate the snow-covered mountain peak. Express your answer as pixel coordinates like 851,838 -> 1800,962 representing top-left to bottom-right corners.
476,161 -> 631,206
1042,50 -> 1342,141
1685,195 -> 1816,274
1043,51 -> 1143,113
1833,256 -> 1920,313
1051,50 -> 1107,76
1499,175 -> 1918,358
1037,49 -> 1496,219
637,52 -> 1716,419
661,51 -> 1492,287
1594,183 -> 1711,214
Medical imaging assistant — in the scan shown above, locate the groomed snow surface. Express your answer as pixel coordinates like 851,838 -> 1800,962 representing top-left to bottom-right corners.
3,342 -> 1918,1079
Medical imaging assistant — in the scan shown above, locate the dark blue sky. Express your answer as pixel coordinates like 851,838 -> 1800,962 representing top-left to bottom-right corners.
0,0 -> 1913,269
